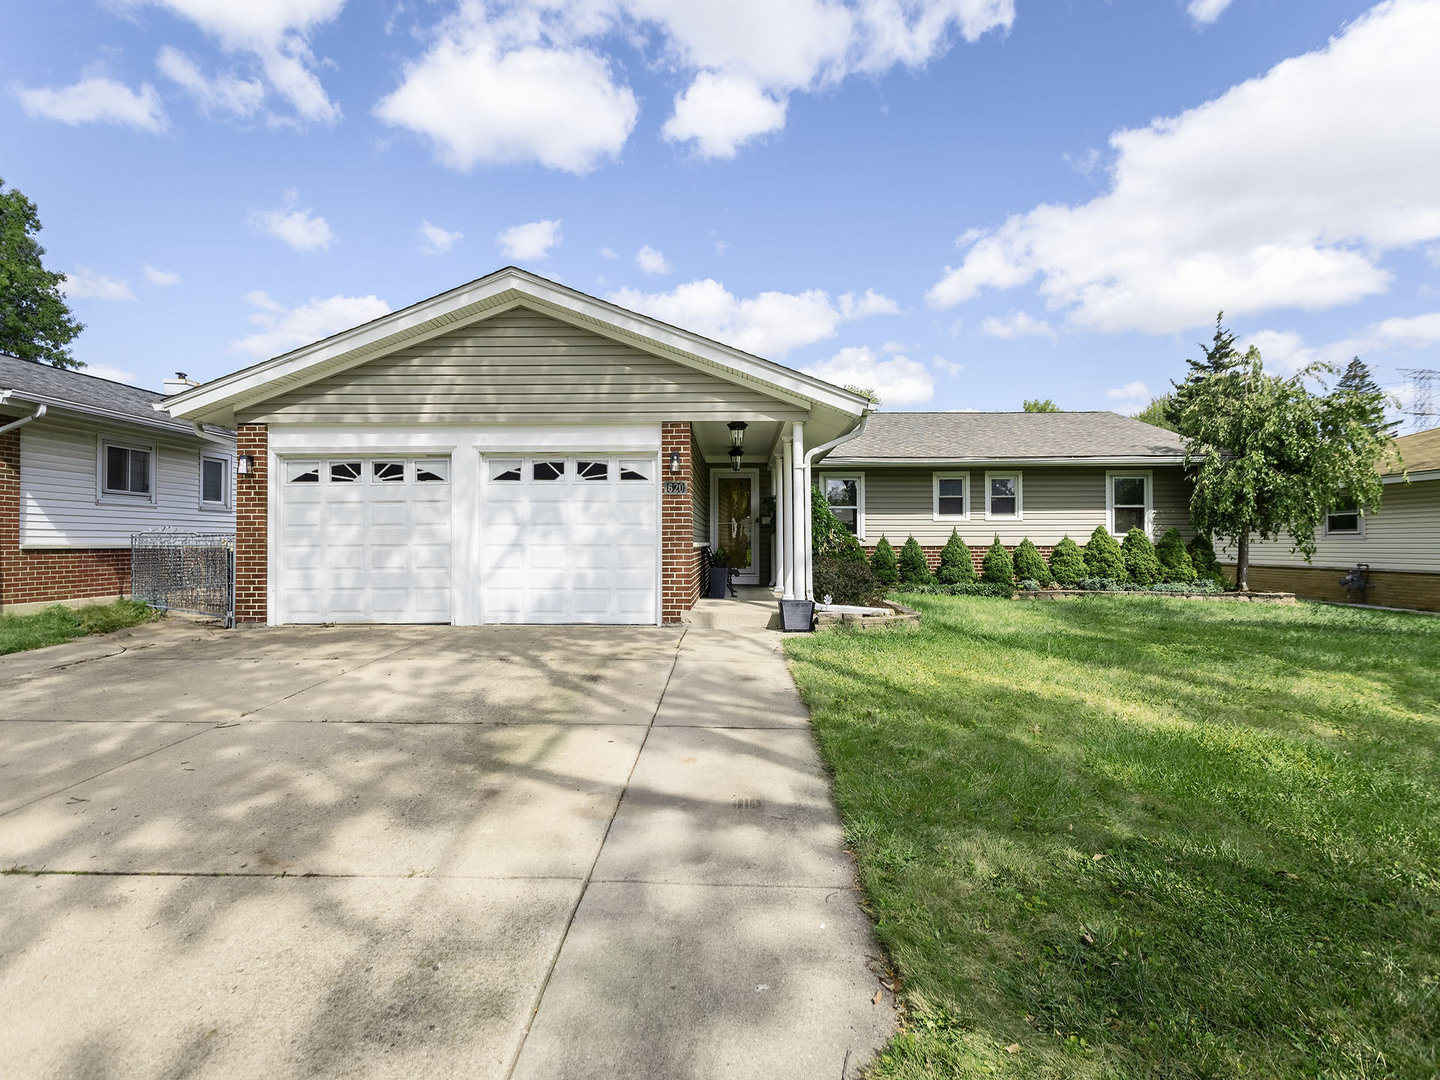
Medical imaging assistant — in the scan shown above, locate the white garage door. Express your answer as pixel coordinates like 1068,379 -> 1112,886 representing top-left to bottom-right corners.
280,457 -> 452,623
481,455 -> 658,624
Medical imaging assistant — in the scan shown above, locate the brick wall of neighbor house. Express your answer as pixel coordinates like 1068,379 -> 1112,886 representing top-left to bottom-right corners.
1227,563 -> 1440,612
0,429 -> 131,609
861,541 -> 1054,576
662,422 -> 704,623
234,424 -> 268,623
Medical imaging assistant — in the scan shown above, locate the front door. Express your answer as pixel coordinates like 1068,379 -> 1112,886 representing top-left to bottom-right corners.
714,472 -> 759,585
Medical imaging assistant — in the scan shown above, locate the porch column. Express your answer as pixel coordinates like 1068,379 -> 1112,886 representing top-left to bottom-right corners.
790,422 -> 807,601
780,434 -> 795,598
770,447 -> 783,590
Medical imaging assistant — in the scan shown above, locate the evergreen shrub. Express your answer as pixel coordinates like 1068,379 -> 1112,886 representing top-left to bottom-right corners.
870,536 -> 899,588
1155,527 -> 1196,583
1048,535 -> 1087,587
936,529 -> 976,584
898,536 -> 934,586
1122,528 -> 1163,586
1186,534 -> 1230,588
1013,538 -> 1052,586
981,536 -> 1015,585
1083,526 -> 1128,580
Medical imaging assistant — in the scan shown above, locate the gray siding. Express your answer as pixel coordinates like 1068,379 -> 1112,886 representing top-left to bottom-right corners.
240,308 -> 809,426
1233,477 -> 1440,573
836,465 -> 1191,546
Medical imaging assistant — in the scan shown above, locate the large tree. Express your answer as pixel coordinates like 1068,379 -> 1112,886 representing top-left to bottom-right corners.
0,177 -> 84,367
1169,317 -> 1395,589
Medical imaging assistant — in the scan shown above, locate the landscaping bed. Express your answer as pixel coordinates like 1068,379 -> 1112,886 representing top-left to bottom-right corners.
786,594 -> 1440,1079
0,599 -> 161,656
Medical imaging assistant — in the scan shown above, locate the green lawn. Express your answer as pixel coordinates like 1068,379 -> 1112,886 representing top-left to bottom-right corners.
784,596 -> 1440,1080
0,599 -> 161,656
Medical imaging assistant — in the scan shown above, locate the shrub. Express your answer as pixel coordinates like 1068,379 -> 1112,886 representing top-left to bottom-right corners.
1155,527 -> 1196,583
870,535 -> 899,588
1012,538 -> 1052,586
1122,528 -> 1163,586
898,535 -> 934,586
981,536 -> 1015,585
901,581 -> 1014,599
1083,526 -> 1128,581
936,529 -> 976,585
1150,579 -> 1225,594
811,485 -> 865,562
1187,533 -> 1230,588
1076,578 -> 1142,592
1048,535 -> 1087,587
813,557 -> 883,607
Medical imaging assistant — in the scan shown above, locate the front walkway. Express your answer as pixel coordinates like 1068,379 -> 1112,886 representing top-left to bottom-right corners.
0,617 -> 893,1079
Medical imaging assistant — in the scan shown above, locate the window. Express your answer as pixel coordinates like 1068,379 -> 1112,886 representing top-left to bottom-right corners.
287,460 -> 320,483
416,459 -> 449,483
489,459 -> 521,482
330,461 -> 362,483
933,473 -> 969,519
1326,494 -> 1362,535
619,459 -> 651,481
985,472 -> 1022,519
200,455 -> 228,507
102,442 -> 153,497
372,461 -> 405,483
577,460 -> 609,481
1107,472 -> 1152,537
532,460 -> 565,481
822,475 -> 863,536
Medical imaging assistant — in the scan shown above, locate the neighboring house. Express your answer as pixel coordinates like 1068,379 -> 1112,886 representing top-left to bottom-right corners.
814,411 -> 1193,567
1227,426 -> 1440,611
0,355 -> 237,613
161,268 -> 870,626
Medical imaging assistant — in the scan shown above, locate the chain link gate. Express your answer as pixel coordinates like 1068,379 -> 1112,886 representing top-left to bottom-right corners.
131,531 -> 236,627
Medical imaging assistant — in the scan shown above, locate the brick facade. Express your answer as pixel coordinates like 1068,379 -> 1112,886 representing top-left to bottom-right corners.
0,429 -> 132,610
234,424 -> 269,623
661,421 -> 704,623
1230,563 -> 1440,613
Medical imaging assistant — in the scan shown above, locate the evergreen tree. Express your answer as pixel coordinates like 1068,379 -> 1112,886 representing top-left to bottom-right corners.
1155,527 -> 1196,583
898,535 -> 933,587
1013,538 -> 1052,585
1048,535 -> 1086,587
1083,526 -> 1128,580
870,535 -> 899,588
936,528 -> 975,584
1,177 -> 84,367
1121,528 -> 1162,585
1187,534 -> 1229,588
980,536 -> 1015,585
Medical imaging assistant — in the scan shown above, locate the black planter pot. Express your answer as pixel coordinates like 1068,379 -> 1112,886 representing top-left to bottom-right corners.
778,598 -> 815,633
709,566 -> 730,599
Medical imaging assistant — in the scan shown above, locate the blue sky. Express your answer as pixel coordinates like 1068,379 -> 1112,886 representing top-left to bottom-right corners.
4,0 -> 1438,425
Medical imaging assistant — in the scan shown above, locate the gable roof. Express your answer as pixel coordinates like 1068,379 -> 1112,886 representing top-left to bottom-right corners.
162,267 -> 872,434
1390,426 -> 1440,477
0,353 -> 222,438
822,410 -> 1187,465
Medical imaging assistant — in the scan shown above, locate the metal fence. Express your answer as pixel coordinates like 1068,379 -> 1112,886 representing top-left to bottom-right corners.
131,531 -> 235,627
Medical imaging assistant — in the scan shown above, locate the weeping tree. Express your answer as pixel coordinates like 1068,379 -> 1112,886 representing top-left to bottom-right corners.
1169,318 -> 1396,590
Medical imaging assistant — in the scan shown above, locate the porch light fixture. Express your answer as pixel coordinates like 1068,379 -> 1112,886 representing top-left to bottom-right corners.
236,454 -> 254,475
727,420 -> 748,471
669,450 -> 682,474
728,446 -> 744,471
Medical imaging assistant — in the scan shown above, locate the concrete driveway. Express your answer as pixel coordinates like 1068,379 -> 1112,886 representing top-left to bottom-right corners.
0,618 -> 894,1079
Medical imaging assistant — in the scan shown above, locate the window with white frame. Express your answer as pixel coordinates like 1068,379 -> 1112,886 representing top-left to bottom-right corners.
1325,494 -> 1362,535
200,454 -> 229,508
985,472 -> 1022,519
1108,472 -> 1151,537
101,441 -> 154,499
933,473 -> 969,519
822,475 -> 863,536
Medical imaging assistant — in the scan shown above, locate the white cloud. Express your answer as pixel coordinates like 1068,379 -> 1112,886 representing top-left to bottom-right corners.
249,192 -> 335,252
143,264 -> 182,286
156,46 -> 265,118
636,245 -> 673,275
125,0 -> 344,124
232,290 -> 390,358
599,247 -> 618,259
496,219 -> 561,261
932,355 -> 965,376
1105,380 -> 1150,402
417,220 -> 463,255
1187,0 -> 1235,25
81,364 -> 143,385
928,1 -> 1440,335
662,72 -> 787,158
802,346 -> 934,406
979,310 -> 1057,341
608,278 -> 899,358
15,77 -> 167,133
1246,311 -> 1440,375
838,289 -> 902,319
60,267 -> 136,301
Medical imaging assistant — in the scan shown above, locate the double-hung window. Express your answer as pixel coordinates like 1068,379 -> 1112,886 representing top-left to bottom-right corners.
984,472 -> 1022,520
1107,472 -> 1151,537
1326,495 -> 1362,535
101,441 -> 154,500
933,473 -> 969,519
823,475 -> 863,537
200,454 -> 229,509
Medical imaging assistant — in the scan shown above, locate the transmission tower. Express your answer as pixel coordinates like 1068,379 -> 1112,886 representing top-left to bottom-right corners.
1398,368 -> 1439,432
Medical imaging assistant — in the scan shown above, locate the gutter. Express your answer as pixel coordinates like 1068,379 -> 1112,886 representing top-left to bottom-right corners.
0,402 -> 47,435
800,410 -> 872,601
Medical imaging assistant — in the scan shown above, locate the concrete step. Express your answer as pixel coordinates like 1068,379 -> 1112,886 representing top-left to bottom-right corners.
683,596 -> 782,631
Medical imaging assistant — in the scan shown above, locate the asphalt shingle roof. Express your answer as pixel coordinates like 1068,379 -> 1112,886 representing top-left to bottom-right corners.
824,410 -> 1187,463
1391,427 -> 1440,475
0,354 -> 209,436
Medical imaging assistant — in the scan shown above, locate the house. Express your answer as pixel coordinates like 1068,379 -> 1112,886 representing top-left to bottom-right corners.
0,355 -> 237,613
161,268 -> 870,626
1228,426 -> 1440,611
814,410 -> 1193,567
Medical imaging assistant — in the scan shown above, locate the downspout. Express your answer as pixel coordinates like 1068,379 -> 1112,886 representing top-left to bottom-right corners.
800,409 -> 872,601
0,403 -> 47,436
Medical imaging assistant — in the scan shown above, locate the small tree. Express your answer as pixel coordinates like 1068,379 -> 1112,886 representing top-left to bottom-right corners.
811,485 -> 865,562
1013,538 -> 1052,585
1155,527 -> 1196,583
1187,534 -> 1228,588
898,536 -> 933,587
1048,535 -> 1086,587
936,529 -> 975,584
1,177 -> 84,367
871,535 -> 899,588
1121,529 -> 1162,586
1133,394 -> 1179,432
1023,398 -> 1060,412
980,536 -> 1014,585
1170,317 -> 1396,590
1083,526 -> 1127,580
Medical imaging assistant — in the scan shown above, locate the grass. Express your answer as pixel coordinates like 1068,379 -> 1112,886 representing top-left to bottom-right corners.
0,599 -> 161,656
784,596 -> 1440,1080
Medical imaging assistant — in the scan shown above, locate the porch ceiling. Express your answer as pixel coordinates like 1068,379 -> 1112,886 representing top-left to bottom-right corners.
692,419 -> 783,468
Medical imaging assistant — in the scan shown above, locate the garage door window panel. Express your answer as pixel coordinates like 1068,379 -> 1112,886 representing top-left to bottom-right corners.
533,460 -> 566,481
330,461 -> 362,483
416,459 -> 449,483
620,460 -> 651,481
372,461 -> 405,483
287,461 -> 320,483
577,460 -> 609,481
489,460 -> 521,482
